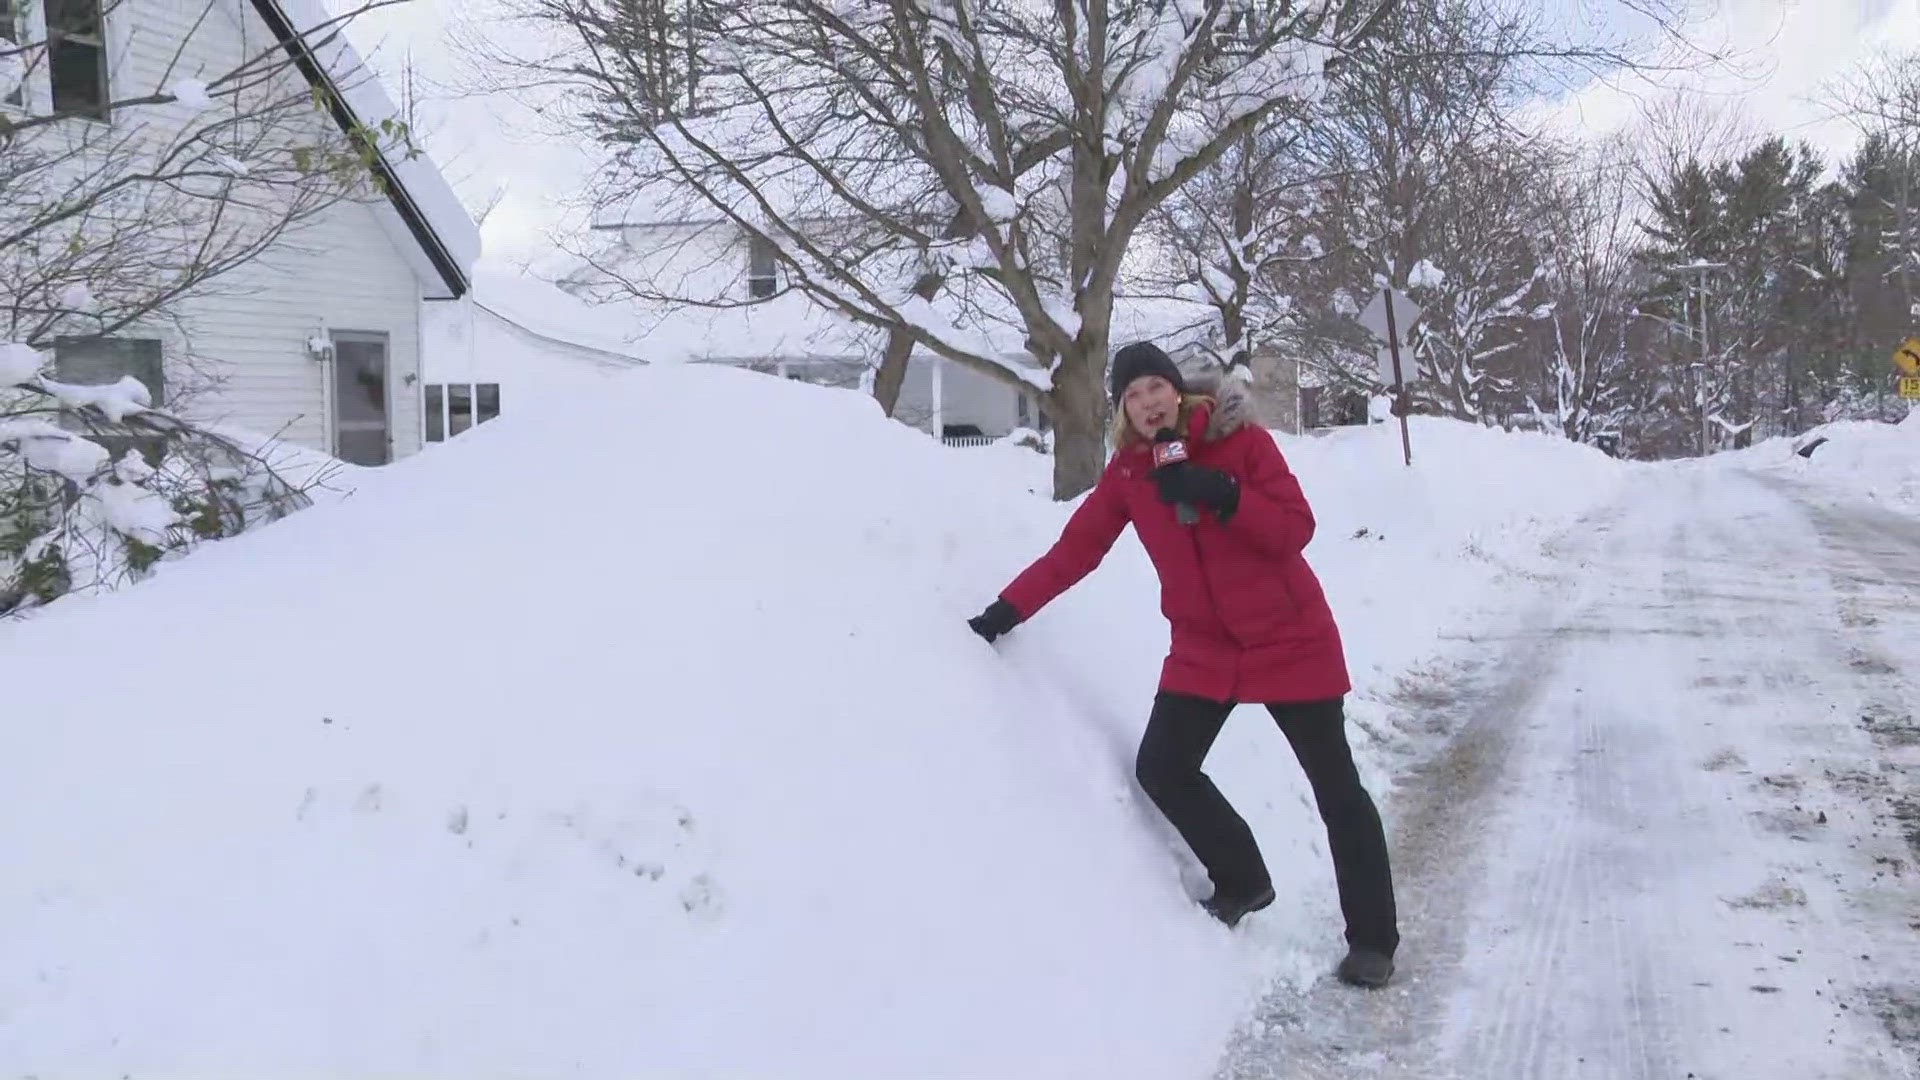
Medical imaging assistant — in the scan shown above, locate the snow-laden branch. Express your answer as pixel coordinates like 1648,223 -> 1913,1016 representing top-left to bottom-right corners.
1,343 -> 318,615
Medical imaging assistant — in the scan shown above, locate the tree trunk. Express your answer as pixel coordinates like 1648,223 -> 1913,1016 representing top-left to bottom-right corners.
870,267 -> 947,417
1048,339 -> 1110,501
871,327 -> 914,416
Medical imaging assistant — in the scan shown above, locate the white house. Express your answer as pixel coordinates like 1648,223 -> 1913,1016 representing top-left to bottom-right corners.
571,210 -> 1225,444
3,0 -> 480,466
417,259 -> 653,444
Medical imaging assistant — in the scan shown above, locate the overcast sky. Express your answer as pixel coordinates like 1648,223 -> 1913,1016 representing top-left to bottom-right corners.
331,0 -> 1920,266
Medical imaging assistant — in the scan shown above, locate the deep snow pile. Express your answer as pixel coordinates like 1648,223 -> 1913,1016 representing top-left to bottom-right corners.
1745,408 -> 1920,512
0,367 -> 1622,1078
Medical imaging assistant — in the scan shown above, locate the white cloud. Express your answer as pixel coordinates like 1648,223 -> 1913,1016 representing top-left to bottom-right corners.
1536,0 -> 1920,165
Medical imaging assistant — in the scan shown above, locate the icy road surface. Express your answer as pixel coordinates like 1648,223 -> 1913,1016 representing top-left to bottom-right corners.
1223,465 -> 1920,1080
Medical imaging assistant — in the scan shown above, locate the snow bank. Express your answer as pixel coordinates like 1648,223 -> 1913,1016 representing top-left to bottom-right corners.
1741,408 -> 1920,513
195,422 -> 369,503
0,373 -> 1622,1078
1281,417 -> 1628,691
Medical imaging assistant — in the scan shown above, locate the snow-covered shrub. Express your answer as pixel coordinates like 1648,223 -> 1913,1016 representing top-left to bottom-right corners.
1,344 -> 313,616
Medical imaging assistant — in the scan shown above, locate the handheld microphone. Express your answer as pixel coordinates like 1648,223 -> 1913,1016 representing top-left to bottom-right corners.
1151,428 -> 1199,525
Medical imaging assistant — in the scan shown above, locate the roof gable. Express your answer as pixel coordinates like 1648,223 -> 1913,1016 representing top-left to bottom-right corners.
246,0 -> 480,299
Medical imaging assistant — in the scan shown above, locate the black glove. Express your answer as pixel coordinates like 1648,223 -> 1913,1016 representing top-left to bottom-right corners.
1155,464 -> 1240,521
968,598 -> 1022,643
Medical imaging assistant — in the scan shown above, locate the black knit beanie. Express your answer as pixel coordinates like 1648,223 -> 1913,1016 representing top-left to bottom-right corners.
1108,342 -> 1186,405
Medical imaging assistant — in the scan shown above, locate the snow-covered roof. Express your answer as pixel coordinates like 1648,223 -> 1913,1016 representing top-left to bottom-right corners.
591,171 -> 878,233
249,0 -> 481,300
469,261 -> 652,364
562,222 -> 1216,387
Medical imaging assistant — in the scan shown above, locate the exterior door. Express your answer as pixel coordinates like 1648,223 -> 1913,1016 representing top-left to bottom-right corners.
330,332 -> 391,466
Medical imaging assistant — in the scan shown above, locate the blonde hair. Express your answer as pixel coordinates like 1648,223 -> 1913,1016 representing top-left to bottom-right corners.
1111,393 -> 1217,451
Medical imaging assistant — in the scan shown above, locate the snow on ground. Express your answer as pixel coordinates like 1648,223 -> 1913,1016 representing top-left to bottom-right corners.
1735,407 -> 1920,514
197,423 -> 371,504
1220,460 -> 1920,1079
0,368 -> 1622,1078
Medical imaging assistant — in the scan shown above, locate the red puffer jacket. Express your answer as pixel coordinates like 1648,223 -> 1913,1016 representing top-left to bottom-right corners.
1000,378 -> 1350,704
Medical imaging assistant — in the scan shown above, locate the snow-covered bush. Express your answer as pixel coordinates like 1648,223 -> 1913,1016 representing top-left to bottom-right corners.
1,344 -> 312,615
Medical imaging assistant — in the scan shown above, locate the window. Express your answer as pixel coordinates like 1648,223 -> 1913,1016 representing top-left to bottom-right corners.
53,336 -> 164,464
447,384 -> 471,436
423,382 -> 501,443
746,233 -> 777,299
1,2 -> 25,108
48,0 -> 107,120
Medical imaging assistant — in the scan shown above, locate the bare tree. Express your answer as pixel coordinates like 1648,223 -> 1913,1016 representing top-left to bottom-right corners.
1132,104 -> 1344,377
484,0 -> 1401,499
1633,88 -> 1764,182
1524,141 -> 1645,444
1829,49 -> 1920,341
1304,0 -> 1559,422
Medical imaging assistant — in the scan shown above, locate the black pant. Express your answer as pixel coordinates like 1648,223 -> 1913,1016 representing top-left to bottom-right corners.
1134,692 -> 1399,954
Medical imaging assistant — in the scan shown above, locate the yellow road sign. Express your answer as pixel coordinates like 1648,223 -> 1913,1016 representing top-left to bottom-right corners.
1897,337 -> 1920,375
1901,376 -> 1920,399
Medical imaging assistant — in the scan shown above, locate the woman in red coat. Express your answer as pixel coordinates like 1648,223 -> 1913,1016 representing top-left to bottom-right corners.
968,342 -> 1398,989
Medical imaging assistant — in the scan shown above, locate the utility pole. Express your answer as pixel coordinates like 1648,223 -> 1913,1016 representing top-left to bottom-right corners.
1665,261 -> 1727,457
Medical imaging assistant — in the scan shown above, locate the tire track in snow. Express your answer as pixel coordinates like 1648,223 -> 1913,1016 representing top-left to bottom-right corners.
1748,470 -> 1920,1059
1443,496 -> 1695,1080
1215,501 -> 1633,1080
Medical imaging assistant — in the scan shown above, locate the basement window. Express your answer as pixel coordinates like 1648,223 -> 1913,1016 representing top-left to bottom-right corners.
424,383 -> 501,443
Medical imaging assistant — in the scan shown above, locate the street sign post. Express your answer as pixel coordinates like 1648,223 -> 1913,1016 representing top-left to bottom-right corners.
1357,287 -> 1423,468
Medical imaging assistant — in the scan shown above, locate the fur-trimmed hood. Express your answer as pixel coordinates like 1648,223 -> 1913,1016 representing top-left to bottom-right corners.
1184,367 -> 1261,443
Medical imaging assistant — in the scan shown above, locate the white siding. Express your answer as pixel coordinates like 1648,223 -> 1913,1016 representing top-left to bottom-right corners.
169,200 -> 425,458
894,356 -> 1033,438
617,221 -> 755,304
17,0 -> 439,460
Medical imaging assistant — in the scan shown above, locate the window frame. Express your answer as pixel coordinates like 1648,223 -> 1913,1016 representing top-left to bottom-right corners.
47,0 -> 109,122
424,383 -> 445,443
50,334 -> 165,465
423,382 -> 502,444
0,0 -> 48,114
746,233 -> 778,300
475,382 -> 500,425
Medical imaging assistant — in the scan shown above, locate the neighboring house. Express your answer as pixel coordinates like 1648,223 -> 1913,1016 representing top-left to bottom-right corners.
419,260 -> 649,446
3,0 -> 480,467
575,211 -> 1219,445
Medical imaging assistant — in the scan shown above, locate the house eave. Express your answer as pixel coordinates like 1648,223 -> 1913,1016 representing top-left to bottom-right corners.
247,0 -> 473,300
